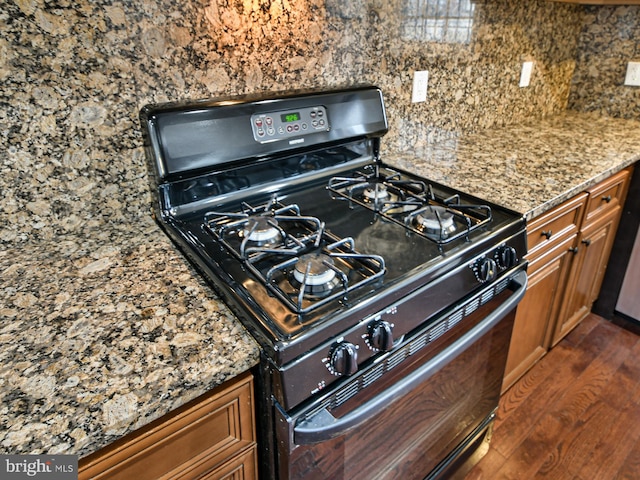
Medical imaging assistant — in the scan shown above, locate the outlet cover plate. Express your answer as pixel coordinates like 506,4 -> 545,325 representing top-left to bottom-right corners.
412,70 -> 429,103
624,62 -> 640,87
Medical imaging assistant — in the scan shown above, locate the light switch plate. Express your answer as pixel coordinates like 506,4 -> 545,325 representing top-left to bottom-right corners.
624,62 -> 640,87
412,70 -> 429,103
519,61 -> 534,88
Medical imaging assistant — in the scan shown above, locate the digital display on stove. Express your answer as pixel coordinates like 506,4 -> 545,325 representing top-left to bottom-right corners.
281,112 -> 301,123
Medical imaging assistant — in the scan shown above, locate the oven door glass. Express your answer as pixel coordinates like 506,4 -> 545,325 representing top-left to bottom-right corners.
274,271 -> 526,480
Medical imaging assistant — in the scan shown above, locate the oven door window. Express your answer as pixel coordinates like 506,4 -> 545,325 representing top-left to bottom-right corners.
274,279 -> 523,480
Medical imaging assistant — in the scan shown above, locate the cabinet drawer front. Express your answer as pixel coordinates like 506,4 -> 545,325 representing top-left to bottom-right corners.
583,168 -> 631,226
196,446 -> 258,480
79,372 -> 255,480
527,193 -> 587,258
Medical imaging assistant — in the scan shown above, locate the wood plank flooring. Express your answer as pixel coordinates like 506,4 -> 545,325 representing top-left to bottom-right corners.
465,313 -> 640,480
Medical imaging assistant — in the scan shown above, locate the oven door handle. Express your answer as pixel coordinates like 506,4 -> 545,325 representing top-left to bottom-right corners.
293,269 -> 527,445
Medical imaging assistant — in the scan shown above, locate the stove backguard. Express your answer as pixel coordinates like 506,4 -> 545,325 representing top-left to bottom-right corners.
139,86 -> 388,205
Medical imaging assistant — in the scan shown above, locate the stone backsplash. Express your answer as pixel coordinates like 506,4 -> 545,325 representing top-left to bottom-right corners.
1,0 -> 637,245
569,6 -> 640,118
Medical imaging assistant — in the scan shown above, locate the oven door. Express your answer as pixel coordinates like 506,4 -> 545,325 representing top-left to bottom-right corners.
271,270 -> 527,480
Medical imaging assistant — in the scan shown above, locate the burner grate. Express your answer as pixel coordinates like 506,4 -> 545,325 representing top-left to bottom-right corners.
328,168 -> 427,213
260,236 -> 386,314
203,195 -> 386,314
204,197 -> 323,260
328,166 -> 493,247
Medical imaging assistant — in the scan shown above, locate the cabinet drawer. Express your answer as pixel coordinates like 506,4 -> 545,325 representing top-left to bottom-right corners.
198,446 -> 258,480
527,192 -> 587,259
79,372 -> 255,480
583,168 -> 631,226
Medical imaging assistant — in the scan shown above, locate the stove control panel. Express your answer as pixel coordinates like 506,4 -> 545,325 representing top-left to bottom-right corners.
472,244 -> 520,283
250,106 -> 330,143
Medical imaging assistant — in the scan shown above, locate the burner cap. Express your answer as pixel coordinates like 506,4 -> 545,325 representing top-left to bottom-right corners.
293,253 -> 337,287
243,216 -> 281,243
363,183 -> 390,202
414,206 -> 457,238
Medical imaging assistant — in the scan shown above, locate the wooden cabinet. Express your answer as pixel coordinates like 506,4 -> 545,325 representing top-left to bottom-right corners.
551,207 -> 621,344
502,194 -> 586,392
552,168 -> 631,345
503,167 -> 632,392
503,235 -> 578,391
79,371 -> 257,480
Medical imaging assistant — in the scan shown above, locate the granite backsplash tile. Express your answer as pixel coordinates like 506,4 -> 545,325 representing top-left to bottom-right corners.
568,6 -> 640,118
1,0 -> 629,245
131,0 -> 584,155
1,0 -> 149,244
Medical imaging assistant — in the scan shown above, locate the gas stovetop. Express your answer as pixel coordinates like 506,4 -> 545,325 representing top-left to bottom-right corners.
140,86 -> 527,371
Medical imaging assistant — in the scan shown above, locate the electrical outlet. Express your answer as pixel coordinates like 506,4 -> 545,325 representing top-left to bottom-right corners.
412,70 -> 429,103
624,62 -> 640,87
519,61 -> 534,88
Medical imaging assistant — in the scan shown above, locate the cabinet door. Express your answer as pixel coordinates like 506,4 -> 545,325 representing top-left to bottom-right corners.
79,372 -> 256,480
502,235 -> 576,392
552,207 -> 621,346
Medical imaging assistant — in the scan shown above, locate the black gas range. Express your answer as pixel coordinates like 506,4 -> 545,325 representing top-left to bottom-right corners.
140,86 -> 528,480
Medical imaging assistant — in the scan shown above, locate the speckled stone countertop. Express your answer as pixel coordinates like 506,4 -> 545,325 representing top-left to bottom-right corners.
0,215 -> 260,458
2,110 -> 640,461
387,111 -> 640,219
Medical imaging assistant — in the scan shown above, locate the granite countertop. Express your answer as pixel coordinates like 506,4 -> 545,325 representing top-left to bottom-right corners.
387,111 -> 640,219
0,215 -> 261,458
2,110 -> 640,460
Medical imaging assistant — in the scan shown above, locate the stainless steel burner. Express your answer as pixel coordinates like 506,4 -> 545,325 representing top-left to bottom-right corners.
413,206 -> 457,239
363,184 -> 391,202
292,252 -> 339,296
243,216 -> 281,244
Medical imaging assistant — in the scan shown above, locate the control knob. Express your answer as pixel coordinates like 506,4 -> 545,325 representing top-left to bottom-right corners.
495,245 -> 518,270
367,320 -> 394,352
328,342 -> 359,376
473,257 -> 498,283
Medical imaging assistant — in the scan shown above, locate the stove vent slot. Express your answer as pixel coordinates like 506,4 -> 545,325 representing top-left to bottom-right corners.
480,289 -> 494,305
335,382 -> 359,407
496,277 -> 510,294
318,398 -> 333,412
363,364 -> 384,387
447,309 -> 464,328
429,323 -> 447,342
386,350 -> 407,370
409,334 -> 428,355
465,298 -> 480,316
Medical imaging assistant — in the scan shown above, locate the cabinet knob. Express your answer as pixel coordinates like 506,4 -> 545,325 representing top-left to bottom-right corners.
541,230 -> 553,240
569,247 -> 579,254
582,239 -> 591,247
602,195 -> 612,203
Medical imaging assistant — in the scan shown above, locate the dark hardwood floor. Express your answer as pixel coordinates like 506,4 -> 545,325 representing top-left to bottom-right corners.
465,313 -> 640,480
